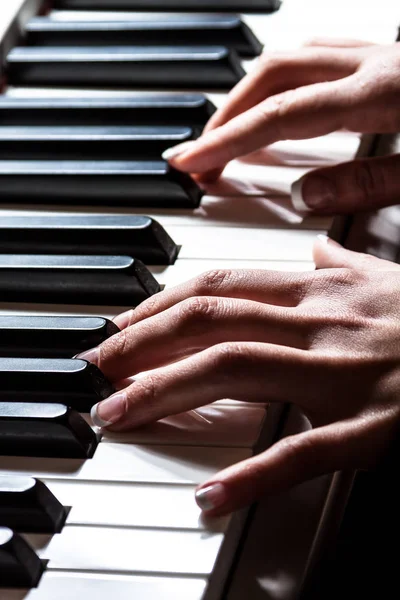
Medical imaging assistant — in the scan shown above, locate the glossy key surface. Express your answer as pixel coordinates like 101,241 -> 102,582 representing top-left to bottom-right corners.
0,527 -> 43,588
0,160 -> 202,208
0,316 -> 119,358
0,95 -> 216,132
0,255 -> 160,306
26,15 -> 262,57
0,125 -> 194,159
0,359 -> 114,412
53,0 -> 281,10
0,476 -> 66,533
7,46 -> 245,89
0,215 -> 179,265
0,403 -> 98,458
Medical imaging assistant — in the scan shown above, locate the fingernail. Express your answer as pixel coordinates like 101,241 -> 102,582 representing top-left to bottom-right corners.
317,234 -> 342,247
90,392 -> 126,428
75,346 -> 100,366
195,483 -> 227,511
291,174 -> 336,212
113,309 -> 134,330
162,141 -> 196,162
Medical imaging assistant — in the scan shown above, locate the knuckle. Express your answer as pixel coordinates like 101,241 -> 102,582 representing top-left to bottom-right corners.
211,342 -> 248,372
195,269 -> 233,295
177,296 -> 221,334
104,327 -> 129,360
129,375 -> 160,413
278,435 -> 318,471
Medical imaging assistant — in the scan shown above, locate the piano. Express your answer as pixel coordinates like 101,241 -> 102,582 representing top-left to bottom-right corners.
0,1 -> 399,598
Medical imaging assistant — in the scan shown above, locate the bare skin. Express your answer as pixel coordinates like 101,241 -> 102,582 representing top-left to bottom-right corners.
164,39 -> 400,214
79,238 -> 400,517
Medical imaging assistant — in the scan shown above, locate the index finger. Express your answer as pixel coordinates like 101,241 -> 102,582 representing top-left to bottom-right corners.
168,76 -> 357,175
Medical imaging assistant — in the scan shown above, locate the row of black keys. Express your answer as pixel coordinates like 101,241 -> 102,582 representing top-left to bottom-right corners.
0,315 -> 115,459
7,12 -> 263,89
0,478 -> 70,587
0,94 -> 212,207
0,214 -> 175,305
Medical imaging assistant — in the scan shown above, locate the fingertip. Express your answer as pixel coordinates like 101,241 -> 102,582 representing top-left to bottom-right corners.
291,175 -> 311,213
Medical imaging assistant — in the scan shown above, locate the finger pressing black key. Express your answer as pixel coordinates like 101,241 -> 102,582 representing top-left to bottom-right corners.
0,477 -> 66,533
0,215 -> 179,265
0,527 -> 43,588
0,161 -> 202,208
0,95 -> 216,133
0,403 -> 98,459
0,255 -> 160,306
25,15 -> 263,57
7,46 -> 245,90
0,359 -> 114,412
0,316 -> 119,359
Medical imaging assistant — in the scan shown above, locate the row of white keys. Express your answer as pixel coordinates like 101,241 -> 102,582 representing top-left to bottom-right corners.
1,1 -> 399,598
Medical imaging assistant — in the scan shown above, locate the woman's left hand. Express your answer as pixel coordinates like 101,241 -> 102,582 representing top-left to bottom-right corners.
78,237 -> 400,517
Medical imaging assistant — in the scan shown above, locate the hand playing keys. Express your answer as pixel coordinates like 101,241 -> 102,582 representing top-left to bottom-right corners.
78,238 -> 400,517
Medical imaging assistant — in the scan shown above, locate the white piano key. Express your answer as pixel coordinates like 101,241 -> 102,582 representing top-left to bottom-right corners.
3,572 -> 207,600
0,197 -> 331,230
99,404 -> 266,447
170,226 -> 323,261
43,479 -> 229,531
0,443 -> 251,485
24,525 -> 224,576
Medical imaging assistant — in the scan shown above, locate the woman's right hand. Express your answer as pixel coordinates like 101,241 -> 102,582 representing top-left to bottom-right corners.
164,39 -> 400,215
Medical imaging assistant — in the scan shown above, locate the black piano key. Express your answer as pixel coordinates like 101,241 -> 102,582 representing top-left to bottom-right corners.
26,15 -> 263,57
0,160 -> 202,208
7,46 -> 245,90
0,358 -> 113,413
0,95 -> 216,132
0,527 -> 43,588
0,125 -> 195,160
0,316 -> 119,359
0,255 -> 161,306
0,215 -> 179,265
0,403 -> 98,458
0,476 -> 66,533
53,0 -> 281,11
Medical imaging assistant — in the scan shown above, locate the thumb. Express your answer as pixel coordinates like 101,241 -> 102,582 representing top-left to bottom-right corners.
195,415 -> 383,517
292,154 -> 400,215
313,235 -> 398,271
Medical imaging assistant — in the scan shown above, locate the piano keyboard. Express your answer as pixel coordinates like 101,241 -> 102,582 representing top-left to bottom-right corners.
0,0 -> 399,598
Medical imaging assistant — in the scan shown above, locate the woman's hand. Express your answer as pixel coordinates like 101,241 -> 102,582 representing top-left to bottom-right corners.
78,237 -> 400,517
163,39 -> 400,215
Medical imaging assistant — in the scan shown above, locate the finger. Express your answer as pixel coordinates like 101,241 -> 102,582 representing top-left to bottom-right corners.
166,76 -> 358,175
291,154 -> 400,215
113,269 -> 311,329
304,37 -> 375,48
203,47 -> 359,136
90,342 -> 314,430
313,235 -> 400,271
89,340 -> 374,432
85,298 -> 311,382
195,409 -> 393,517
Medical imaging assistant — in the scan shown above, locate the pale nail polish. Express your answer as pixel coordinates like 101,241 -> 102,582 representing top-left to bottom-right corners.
317,234 -> 330,244
291,175 -> 310,212
90,393 -> 126,428
162,141 -> 196,162
292,174 -> 336,212
316,234 -> 341,248
75,346 -> 100,366
113,309 -> 134,330
195,483 -> 227,511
